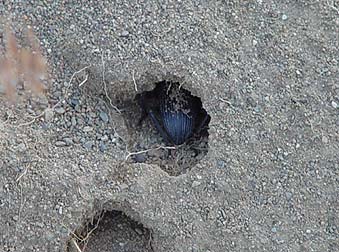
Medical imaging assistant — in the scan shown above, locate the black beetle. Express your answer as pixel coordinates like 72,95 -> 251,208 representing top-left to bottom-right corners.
136,81 -> 210,145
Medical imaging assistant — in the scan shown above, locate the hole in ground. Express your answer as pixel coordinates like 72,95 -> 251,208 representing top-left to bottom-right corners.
123,80 -> 210,176
67,210 -> 152,252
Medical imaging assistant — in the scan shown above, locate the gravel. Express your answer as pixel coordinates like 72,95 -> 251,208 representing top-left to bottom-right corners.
0,1 -> 338,252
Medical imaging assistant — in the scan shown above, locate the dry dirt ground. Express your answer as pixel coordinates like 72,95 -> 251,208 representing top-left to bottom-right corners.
0,1 -> 339,252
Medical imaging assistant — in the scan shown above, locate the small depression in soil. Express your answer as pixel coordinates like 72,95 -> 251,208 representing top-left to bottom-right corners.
67,210 -> 152,252
123,80 -> 210,176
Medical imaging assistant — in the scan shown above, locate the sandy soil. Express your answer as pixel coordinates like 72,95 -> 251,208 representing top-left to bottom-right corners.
0,1 -> 338,252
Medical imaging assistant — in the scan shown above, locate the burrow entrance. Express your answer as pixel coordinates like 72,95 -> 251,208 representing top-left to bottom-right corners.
123,80 -> 210,176
67,210 -> 152,252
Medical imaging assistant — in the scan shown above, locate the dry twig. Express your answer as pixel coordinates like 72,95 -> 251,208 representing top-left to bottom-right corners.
132,70 -> 138,92
66,211 -> 104,252
69,238 -> 83,252
101,52 -> 121,113
125,145 -> 176,161
219,97 -> 234,108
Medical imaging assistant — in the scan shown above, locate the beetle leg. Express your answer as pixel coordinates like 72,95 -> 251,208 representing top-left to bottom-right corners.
137,109 -> 148,127
148,110 -> 175,145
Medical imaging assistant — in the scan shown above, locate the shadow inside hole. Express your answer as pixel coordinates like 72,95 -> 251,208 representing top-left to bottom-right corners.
123,80 -> 210,176
67,210 -> 152,252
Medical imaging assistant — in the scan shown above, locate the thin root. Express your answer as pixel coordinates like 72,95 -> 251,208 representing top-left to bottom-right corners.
132,70 -> 138,92
101,52 -> 121,114
125,145 -> 176,161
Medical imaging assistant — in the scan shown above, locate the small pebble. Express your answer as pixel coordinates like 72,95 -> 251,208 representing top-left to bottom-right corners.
121,30 -> 129,37
27,108 -> 35,115
17,143 -> 26,152
35,222 -> 44,228
322,136 -> 329,144
282,14 -> 288,20
73,137 -> 80,144
15,166 -> 23,173
71,117 -> 77,126
55,107 -> 65,114
89,112 -> 96,118
217,160 -> 225,168
101,135 -> 109,141
55,141 -> 66,147
63,138 -> 73,146
75,105 -> 81,112
83,141 -> 94,149
119,183 -> 129,190
53,91 -> 62,98
99,111 -> 109,123
70,97 -> 80,107
83,126 -> 93,132
41,123 -> 49,130
254,106 -> 261,113
44,108 -> 54,122
111,134 -> 117,143
99,142 -> 106,152
192,181 -> 201,187
331,101 -> 338,109
285,192 -> 293,200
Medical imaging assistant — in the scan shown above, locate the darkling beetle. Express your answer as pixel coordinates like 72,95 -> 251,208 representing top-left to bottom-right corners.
136,81 -> 210,145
